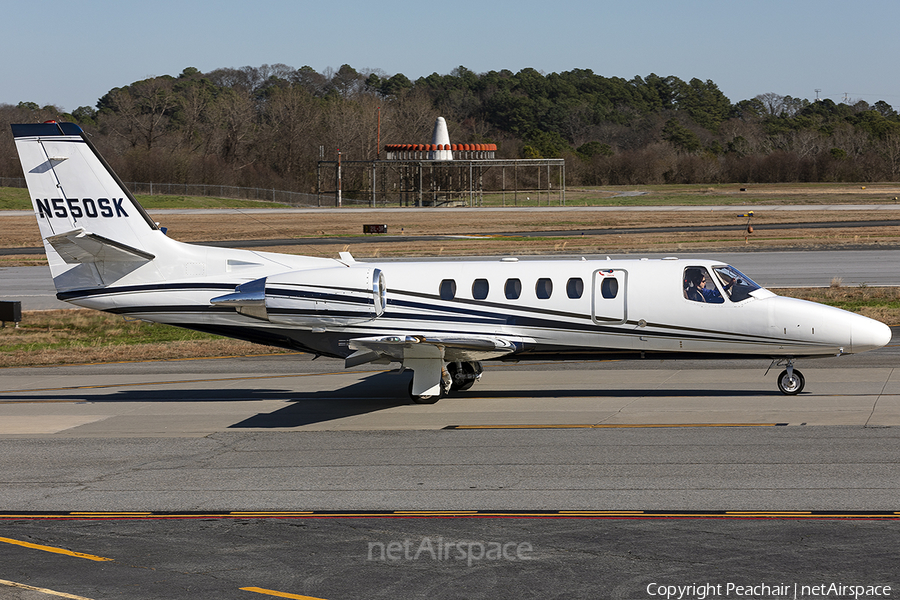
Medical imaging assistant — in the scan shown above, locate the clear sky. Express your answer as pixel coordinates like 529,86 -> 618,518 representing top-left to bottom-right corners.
3,0 -> 899,113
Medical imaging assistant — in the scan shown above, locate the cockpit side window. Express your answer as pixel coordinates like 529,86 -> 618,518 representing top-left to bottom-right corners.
713,265 -> 761,303
683,267 -> 725,304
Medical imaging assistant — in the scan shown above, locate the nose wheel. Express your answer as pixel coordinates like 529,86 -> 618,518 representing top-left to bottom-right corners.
777,367 -> 805,395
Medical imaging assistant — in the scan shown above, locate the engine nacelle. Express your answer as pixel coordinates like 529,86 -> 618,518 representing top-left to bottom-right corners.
211,266 -> 386,327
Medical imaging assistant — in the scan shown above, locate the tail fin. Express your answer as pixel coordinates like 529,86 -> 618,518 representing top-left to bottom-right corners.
11,122 -> 168,286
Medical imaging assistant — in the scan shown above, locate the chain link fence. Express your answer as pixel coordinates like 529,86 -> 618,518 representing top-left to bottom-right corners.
0,177 -> 359,207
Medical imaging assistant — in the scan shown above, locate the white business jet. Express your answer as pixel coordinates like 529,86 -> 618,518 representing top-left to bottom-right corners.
11,122 -> 892,402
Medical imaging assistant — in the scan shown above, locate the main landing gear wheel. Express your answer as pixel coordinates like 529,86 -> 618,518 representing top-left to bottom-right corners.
409,379 -> 441,404
777,369 -> 805,395
447,361 -> 483,392
408,369 -> 452,404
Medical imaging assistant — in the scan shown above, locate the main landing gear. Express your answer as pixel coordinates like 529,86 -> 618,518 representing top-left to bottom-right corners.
409,361 -> 483,404
772,358 -> 805,395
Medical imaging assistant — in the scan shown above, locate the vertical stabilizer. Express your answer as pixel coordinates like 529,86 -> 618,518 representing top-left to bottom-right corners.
11,122 -> 173,288
429,117 -> 453,161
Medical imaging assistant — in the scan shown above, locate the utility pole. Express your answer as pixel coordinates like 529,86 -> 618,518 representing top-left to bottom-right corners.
337,148 -> 342,208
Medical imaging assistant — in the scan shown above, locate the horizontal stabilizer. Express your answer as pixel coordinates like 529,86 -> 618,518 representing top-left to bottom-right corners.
45,228 -> 155,264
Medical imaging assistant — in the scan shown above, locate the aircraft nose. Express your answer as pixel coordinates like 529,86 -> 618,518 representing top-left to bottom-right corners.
852,317 -> 893,353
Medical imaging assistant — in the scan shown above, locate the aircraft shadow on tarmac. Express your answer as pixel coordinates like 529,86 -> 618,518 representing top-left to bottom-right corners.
230,372 -> 413,428
451,388 -> 781,399
4,371 -> 782,429
228,373 -> 782,428
4,388 -> 303,403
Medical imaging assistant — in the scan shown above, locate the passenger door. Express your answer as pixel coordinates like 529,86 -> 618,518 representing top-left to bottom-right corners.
592,269 -> 627,325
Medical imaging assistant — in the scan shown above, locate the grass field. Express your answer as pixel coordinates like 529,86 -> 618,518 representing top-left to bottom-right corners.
0,186 -> 292,211
4,182 -> 900,211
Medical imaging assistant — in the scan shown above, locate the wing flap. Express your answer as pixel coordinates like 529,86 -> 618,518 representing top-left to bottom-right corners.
345,334 -> 517,368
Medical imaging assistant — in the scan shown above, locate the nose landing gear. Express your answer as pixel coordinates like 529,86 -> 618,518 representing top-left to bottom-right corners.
771,359 -> 805,395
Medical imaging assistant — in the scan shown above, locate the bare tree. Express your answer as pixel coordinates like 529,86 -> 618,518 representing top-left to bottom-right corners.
789,129 -> 824,158
878,132 -> 900,180
756,93 -> 786,117
830,123 -> 871,158
211,87 -> 257,164
262,85 -> 318,178
383,90 -> 439,145
177,83 -> 215,154
105,78 -> 178,150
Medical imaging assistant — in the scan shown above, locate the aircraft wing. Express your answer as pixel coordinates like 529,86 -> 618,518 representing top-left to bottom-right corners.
345,334 -> 518,368
45,228 -> 156,264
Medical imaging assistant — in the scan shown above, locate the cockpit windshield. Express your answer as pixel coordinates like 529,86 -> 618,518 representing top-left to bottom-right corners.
712,265 -> 761,302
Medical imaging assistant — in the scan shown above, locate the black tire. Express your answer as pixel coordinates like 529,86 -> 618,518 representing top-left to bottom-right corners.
777,369 -> 805,395
456,378 -> 476,391
449,361 -> 478,391
409,379 -> 441,404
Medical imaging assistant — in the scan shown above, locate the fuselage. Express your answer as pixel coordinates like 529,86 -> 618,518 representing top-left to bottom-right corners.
58,242 -> 891,363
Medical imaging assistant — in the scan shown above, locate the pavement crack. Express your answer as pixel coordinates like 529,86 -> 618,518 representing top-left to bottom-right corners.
864,367 -> 893,427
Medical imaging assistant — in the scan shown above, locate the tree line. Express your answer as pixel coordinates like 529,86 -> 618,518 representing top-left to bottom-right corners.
3,64 -> 900,192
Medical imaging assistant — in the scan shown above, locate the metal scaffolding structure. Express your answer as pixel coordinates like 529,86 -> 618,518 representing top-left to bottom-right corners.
316,158 -> 566,208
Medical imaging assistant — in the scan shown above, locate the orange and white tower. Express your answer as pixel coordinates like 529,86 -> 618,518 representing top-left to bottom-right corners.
382,117 -> 496,159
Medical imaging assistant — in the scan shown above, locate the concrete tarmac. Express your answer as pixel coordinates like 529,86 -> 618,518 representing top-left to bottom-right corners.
1,350 -> 899,512
1,354 -> 899,599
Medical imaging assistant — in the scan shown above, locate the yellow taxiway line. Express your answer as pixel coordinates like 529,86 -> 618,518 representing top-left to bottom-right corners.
0,535 -> 113,561
240,587 -> 329,600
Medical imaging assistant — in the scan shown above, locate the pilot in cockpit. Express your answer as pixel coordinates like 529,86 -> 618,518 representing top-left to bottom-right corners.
684,267 -> 726,303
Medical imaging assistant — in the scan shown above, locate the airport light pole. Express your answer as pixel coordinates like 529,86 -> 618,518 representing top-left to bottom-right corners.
337,148 -> 342,208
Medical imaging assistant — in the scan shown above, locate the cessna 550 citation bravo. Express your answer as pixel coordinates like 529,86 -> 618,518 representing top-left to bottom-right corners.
12,122 -> 892,401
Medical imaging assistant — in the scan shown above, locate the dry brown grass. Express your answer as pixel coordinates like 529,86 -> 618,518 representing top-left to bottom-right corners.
1,338 -> 290,368
4,208 -> 900,256
0,309 -> 291,368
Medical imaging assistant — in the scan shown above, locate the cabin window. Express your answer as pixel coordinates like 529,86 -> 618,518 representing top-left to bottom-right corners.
505,278 -> 522,300
439,279 -> 457,300
472,278 -> 489,300
536,278 -> 553,299
566,277 -> 584,299
683,267 -> 723,304
600,277 -> 618,299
